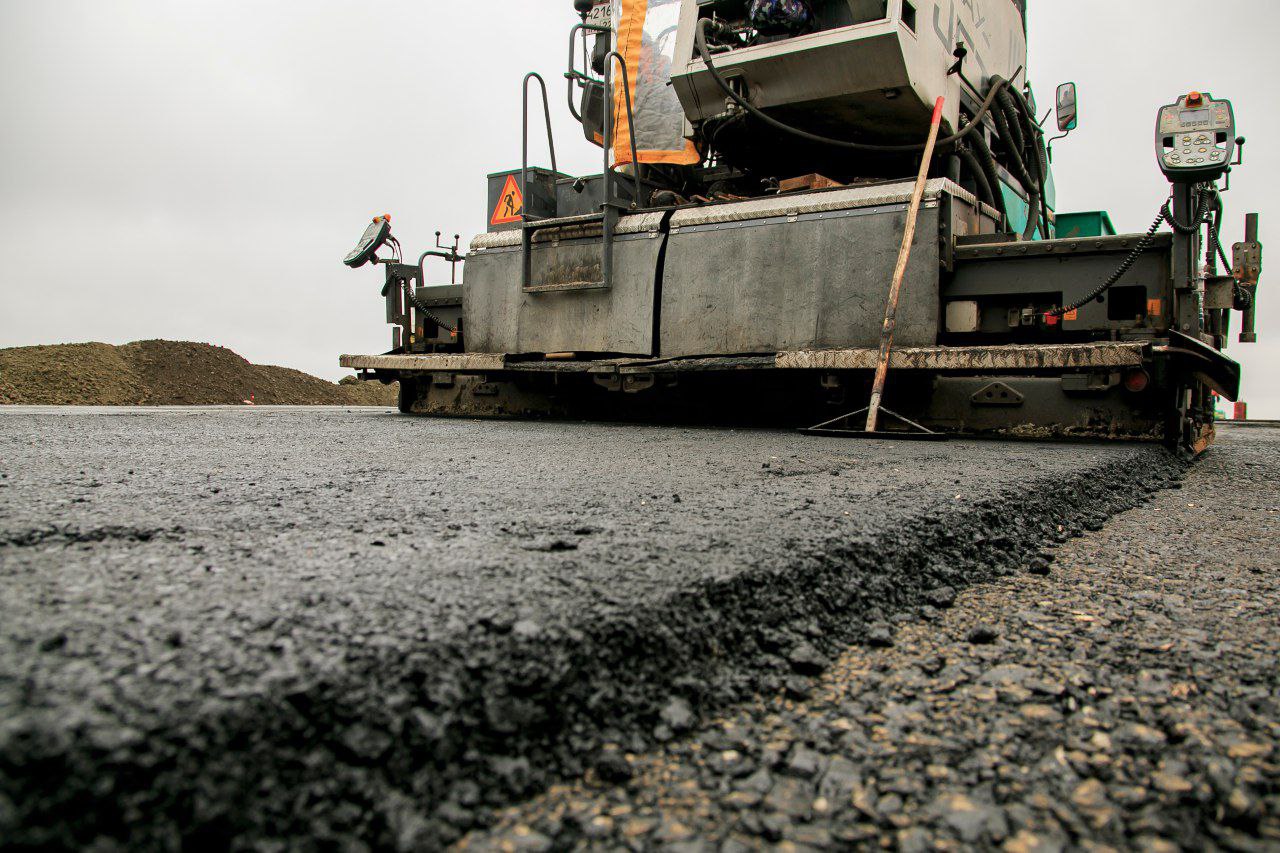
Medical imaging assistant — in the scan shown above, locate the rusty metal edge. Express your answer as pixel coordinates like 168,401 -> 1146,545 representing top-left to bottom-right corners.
776,343 -> 1149,371
341,344 -> 1149,377
339,354 -> 507,373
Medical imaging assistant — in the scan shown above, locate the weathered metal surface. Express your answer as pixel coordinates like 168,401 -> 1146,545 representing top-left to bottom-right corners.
616,355 -> 776,374
670,1 -> 1026,140
923,376 -> 1166,441
464,231 -> 662,356
470,212 -> 665,250
503,355 -> 777,374
348,344 -> 1147,378
668,179 -> 971,229
946,236 -> 1174,334
339,354 -> 506,373
954,233 -> 1174,260
660,198 -> 947,359
776,342 -> 1148,371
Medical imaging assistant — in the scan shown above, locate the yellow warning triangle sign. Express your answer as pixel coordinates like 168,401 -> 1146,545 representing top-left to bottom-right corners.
490,174 -> 524,225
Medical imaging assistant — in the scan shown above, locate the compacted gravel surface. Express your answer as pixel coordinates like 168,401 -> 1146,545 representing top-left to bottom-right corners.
465,426 -> 1280,852
0,408 -> 1197,848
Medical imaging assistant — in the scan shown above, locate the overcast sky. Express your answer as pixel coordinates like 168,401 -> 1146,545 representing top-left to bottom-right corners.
1,1 -> 1277,415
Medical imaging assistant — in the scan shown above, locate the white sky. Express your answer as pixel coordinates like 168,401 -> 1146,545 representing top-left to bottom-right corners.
1,1 -> 1277,415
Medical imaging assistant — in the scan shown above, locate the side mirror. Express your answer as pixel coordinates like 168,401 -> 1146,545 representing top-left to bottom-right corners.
1056,82 -> 1079,133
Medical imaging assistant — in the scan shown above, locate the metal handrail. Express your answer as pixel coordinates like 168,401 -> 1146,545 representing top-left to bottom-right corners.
602,50 -> 643,210
521,72 -> 559,227
566,22 -> 610,123
519,51 -> 643,294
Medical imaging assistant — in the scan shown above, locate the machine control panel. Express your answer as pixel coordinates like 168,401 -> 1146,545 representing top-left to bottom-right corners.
1156,92 -> 1235,183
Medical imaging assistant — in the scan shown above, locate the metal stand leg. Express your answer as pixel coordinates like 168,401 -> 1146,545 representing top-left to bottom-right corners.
801,98 -> 949,442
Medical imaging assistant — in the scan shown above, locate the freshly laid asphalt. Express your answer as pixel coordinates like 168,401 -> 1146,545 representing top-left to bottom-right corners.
0,407 -> 1184,849
468,425 -> 1280,852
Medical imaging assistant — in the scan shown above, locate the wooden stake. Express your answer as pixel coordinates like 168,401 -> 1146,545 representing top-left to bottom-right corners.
865,97 -> 946,433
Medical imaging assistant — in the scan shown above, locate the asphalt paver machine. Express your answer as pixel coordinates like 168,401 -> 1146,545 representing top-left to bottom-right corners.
341,0 -> 1262,453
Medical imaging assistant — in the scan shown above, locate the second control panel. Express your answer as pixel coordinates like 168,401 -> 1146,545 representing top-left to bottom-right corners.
1156,92 -> 1235,183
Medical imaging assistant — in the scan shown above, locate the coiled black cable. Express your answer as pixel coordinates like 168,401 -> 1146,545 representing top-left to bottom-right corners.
405,288 -> 458,336
1046,203 -> 1168,318
1162,185 -> 1214,234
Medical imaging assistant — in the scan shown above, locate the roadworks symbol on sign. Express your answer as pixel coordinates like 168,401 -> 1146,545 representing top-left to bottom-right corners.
491,174 -> 524,225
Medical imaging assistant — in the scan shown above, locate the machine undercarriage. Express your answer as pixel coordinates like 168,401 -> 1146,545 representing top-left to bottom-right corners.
341,0 -> 1262,454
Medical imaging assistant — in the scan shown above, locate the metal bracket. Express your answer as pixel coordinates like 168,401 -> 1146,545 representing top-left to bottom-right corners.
1236,213 -> 1261,343
971,382 -> 1025,406
1205,275 -> 1237,311
1233,240 -> 1263,286
800,407 -> 947,441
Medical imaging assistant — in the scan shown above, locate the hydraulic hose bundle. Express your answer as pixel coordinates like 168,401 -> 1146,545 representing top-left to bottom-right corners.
992,82 -> 1050,241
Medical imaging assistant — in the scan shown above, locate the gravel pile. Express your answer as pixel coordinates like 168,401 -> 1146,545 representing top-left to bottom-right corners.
466,426 -> 1280,852
0,340 -> 395,406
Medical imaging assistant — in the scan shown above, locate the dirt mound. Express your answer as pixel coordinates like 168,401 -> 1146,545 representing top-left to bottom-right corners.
0,341 -> 396,407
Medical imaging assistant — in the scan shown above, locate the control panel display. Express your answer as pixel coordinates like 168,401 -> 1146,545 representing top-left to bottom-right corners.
1156,92 -> 1235,183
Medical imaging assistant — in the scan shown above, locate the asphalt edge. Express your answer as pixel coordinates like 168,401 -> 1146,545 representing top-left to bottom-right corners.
2,447 -> 1189,849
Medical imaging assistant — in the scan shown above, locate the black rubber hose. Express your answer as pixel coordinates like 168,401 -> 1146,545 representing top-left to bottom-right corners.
990,92 -> 1030,186
968,129 -> 1007,223
1019,182 -> 1043,242
693,18 -> 1009,154
1020,113 -> 1047,241
996,88 -> 1026,156
1007,84 -> 1052,239
956,145 -> 994,208
992,87 -> 1041,241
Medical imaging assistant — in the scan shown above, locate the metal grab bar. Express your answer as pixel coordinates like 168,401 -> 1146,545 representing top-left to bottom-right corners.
418,232 -> 462,285
566,22 -> 610,124
519,52 -> 643,294
521,72 -> 559,226
601,50 -> 643,210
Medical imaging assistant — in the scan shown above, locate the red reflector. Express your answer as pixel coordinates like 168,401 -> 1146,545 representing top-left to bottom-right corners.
1044,313 -> 1060,327
1124,369 -> 1150,393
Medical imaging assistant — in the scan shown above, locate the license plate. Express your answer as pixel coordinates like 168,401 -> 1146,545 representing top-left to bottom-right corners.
587,3 -> 612,29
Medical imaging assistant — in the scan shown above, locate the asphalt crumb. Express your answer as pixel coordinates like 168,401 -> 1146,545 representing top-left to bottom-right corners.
0,525 -> 183,548
0,411 -> 1192,849
465,428 -> 1280,852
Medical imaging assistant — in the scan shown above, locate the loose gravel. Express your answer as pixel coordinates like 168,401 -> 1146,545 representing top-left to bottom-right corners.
0,341 -> 395,406
464,425 -> 1280,852
0,409 -> 1187,849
